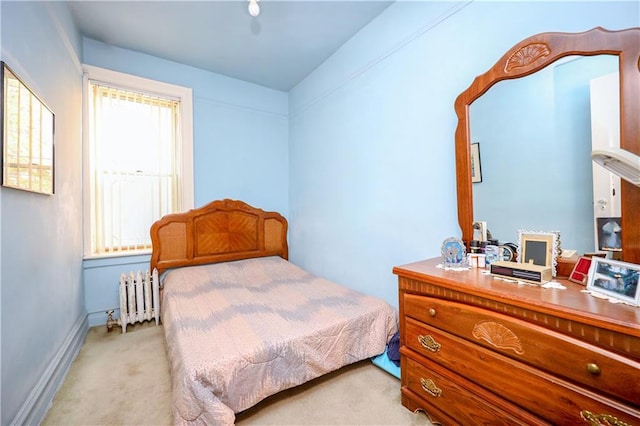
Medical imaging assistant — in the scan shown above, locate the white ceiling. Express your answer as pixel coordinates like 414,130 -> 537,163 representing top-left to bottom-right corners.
67,1 -> 394,91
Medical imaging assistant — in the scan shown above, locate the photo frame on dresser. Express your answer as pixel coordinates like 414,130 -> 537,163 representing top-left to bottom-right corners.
586,257 -> 640,305
441,237 -> 467,268
517,230 -> 560,277
569,256 -> 592,285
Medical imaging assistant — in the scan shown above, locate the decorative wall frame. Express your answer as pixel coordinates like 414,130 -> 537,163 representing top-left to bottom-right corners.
1,61 -> 55,195
586,257 -> 640,305
517,230 -> 561,277
471,142 -> 482,183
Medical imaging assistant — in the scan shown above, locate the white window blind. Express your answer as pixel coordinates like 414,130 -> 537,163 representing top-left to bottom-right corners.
88,82 -> 181,255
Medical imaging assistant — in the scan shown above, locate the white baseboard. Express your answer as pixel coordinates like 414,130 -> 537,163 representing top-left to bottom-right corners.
10,313 -> 88,426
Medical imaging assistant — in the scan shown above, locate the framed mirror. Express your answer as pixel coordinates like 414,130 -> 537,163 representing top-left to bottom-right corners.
1,61 -> 55,195
454,27 -> 640,264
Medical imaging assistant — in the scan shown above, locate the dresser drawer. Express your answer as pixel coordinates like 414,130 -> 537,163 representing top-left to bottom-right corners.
402,353 -> 546,426
404,294 -> 640,406
403,318 -> 640,425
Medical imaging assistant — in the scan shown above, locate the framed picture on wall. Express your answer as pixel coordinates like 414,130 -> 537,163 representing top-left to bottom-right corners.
586,257 -> 640,305
1,61 -> 55,195
471,142 -> 482,183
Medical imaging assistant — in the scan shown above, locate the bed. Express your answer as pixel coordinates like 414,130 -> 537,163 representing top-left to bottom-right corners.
150,199 -> 398,425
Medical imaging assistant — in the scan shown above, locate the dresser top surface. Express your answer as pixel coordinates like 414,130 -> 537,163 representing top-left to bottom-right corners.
394,258 -> 640,337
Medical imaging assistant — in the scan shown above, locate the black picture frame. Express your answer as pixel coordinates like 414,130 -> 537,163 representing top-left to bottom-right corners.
596,217 -> 622,251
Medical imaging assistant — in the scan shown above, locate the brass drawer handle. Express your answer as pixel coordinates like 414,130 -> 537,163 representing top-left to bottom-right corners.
420,378 -> 442,397
428,308 -> 436,317
586,363 -> 601,375
418,334 -> 441,352
580,410 -> 631,426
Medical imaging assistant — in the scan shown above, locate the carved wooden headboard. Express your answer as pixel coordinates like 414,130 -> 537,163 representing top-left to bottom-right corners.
150,199 -> 288,275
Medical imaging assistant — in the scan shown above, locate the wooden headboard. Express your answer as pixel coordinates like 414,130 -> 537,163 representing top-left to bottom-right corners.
150,199 -> 288,275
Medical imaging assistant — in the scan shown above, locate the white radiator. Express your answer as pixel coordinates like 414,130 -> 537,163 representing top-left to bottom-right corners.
118,269 -> 160,333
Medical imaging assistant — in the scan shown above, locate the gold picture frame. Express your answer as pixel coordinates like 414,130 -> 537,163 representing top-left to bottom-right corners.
517,230 -> 560,277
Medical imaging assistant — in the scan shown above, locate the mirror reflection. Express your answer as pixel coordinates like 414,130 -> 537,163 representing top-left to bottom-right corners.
469,55 -> 619,254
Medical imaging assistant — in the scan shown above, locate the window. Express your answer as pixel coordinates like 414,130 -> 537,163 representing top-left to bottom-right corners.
83,66 -> 193,257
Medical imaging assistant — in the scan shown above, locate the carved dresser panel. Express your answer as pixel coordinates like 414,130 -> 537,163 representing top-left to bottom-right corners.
393,258 -> 640,425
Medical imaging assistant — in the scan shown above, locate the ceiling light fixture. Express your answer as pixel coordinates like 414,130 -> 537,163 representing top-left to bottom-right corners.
248,0 -> 260,17
592,147 -> 640,187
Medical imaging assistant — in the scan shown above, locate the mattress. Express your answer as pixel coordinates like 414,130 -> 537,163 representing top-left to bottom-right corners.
161,256 -> 398,425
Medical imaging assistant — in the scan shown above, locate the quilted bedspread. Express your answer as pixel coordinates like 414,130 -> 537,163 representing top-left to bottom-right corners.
161,256 -> 398,425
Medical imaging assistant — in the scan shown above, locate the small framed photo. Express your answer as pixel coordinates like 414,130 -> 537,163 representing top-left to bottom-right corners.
441,237 -> 467,268
586,257 -> 640,305
569,256 -> 592,285
596,217 -> 622,251
471,142 -> 482,183
517,230 -> 560,277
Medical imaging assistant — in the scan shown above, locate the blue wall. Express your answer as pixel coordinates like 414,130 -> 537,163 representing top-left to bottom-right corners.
1,1 -> 638,424
81,38 -> 289,326
1,2 -> 86,424
288,1 -> 639,307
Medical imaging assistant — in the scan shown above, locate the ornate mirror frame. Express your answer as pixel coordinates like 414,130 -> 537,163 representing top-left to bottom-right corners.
454,27 -> 640,264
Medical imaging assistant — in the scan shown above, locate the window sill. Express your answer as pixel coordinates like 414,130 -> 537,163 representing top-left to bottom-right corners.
83,251 -> 151,269
83,249 -> 151,260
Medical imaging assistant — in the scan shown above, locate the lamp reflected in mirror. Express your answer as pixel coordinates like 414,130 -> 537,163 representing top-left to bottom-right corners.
592,147 -> 640,187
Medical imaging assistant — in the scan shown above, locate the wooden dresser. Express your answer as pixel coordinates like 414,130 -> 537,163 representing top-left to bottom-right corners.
393,258 -> 640,425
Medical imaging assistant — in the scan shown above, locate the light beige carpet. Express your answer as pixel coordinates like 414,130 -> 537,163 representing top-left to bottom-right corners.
42,322 -> 433,426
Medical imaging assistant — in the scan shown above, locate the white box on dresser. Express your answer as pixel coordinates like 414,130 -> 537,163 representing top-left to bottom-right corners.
393,258 -> 640,426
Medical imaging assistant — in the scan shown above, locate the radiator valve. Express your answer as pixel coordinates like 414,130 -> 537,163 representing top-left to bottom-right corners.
105,310 -> 119,332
